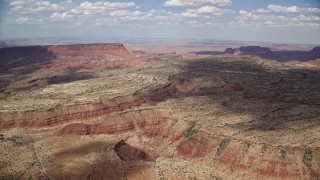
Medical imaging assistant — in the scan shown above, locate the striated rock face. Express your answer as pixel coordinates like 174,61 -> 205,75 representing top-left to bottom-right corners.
57,107 -> 320,180
0,43 -> 141,74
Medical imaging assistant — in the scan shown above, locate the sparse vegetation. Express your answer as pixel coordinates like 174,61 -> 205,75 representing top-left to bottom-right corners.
303,147 -> 313,167
303,147 -> 314,178
240,142 -> 250,160
213,175 -> 222,180
184,122 -> 198,139
301,72 -> 309,78
216,138 -> 231,158
280,149 -> 286,159
261,145 -> 268,154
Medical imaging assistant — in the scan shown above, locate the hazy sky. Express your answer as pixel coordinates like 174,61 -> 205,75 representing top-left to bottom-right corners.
0,0 -> 319,44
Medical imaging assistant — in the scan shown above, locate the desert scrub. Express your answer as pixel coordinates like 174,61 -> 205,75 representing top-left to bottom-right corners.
215,138 -> 230,158
261,145 -> 268,154
280,149 -> 286,159
240,142 -> 250,160
303,147 -> 313,167
301,72 -> 309,79
213,176 -> 222,180
303,147 -> 314,178
184,122 -> 198,139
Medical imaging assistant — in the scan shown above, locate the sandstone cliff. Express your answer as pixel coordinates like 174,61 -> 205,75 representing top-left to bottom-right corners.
0,43 -> 141,74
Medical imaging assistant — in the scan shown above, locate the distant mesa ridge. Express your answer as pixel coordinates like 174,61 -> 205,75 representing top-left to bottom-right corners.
236,46 -> 272,55
311,46 -> 320,53
0,43 -> 141,74
225,46 -> 272,55
0,43 -> 130,57
225,46 -> 320,62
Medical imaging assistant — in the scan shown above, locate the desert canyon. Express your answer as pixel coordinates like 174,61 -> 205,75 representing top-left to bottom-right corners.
0,43 -> 320,180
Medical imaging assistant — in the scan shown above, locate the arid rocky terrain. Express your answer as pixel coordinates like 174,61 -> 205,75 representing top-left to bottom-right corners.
0,43 -> 320,179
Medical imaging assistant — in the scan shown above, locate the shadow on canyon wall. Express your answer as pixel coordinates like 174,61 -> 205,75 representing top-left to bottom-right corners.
0,138 -> 152,179
47,71 -> 95,85
52,140 -> 152,179
0,46 -> 57,75
0,71 -> 95,95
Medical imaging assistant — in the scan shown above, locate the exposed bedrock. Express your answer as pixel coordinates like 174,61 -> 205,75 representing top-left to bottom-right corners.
58,108 -> 320,180
58,109 -> 172,136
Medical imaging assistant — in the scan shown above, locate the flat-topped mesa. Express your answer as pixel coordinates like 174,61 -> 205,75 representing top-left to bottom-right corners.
0,43 -> 133,58
234,46 -> 272,55
0,43 -> 141,74
48,43 -> 125,51
47,43 -> 134,58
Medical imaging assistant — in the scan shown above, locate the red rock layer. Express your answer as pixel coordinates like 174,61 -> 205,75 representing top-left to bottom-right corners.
58,109 -> 320,180
176,131 -> 320,180
0,80 -> 245,131
0,83 -> 177,131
